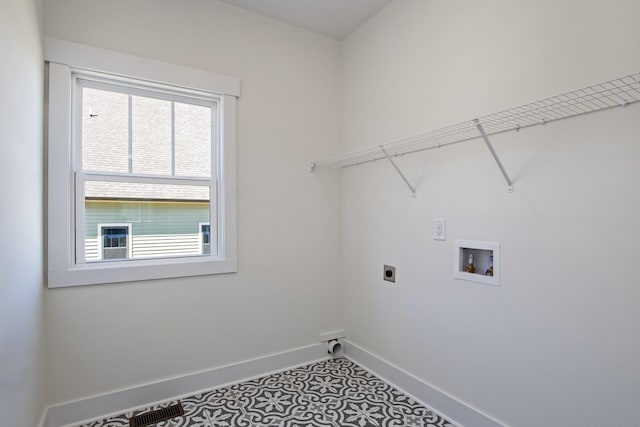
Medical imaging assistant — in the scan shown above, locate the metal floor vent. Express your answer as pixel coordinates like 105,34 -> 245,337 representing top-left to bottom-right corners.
129,403 -> 184,427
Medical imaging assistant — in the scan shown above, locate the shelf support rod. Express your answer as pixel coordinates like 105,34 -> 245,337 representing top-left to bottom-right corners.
380,146 -> 416,197
474,119 -> 514,192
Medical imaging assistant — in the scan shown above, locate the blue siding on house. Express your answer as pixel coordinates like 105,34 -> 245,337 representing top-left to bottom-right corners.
85,200 -> 214,260
85,200 -> 210,238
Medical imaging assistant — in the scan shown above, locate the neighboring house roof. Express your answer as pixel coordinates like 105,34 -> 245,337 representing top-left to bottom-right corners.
85,181 -> 210,201
82,86 -> 214,201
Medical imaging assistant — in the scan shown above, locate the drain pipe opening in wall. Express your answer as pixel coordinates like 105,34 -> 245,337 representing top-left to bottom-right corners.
327,339 -> 343,357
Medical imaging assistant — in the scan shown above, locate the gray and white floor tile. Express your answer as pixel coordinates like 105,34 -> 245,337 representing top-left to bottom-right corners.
76,358 -> 457,427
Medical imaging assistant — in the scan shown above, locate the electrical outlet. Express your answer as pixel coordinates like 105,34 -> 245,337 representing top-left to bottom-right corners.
383,265 -> 396,283
433,218 -> 446,240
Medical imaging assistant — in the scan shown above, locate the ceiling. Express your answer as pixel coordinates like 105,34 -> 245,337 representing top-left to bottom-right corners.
221,0 -> 392,40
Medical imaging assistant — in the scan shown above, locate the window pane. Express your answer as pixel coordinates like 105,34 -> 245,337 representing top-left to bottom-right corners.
131,96 -> 172,175
84,181 -> 216,261
175,102 -> 212,177
201,225 -> 211,244
101,226 -> 129,260
82,87 -> 129,173
102,227 -> 128,248
200,224 -> 211,254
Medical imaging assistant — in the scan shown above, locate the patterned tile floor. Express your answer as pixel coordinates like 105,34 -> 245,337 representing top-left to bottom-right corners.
79,358 -> 457,427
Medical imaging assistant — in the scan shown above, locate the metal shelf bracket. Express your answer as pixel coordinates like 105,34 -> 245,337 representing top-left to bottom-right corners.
380,146 -> 416,197
474,119 -> 514,193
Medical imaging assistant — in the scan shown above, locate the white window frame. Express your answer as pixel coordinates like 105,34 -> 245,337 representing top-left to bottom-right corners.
46,38 -> 239,287
97,223 -> 133,261
74,75 -> 219,264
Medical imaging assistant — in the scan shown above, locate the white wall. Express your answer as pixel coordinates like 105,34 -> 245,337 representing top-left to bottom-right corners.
0,0 -> 45,426
340,1 -> 640,426
42,1 -> 640,424
43,0 -> 342,404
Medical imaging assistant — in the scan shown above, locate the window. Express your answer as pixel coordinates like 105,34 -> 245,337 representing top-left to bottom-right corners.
46,38 -> 239,287
200,223 -> 211,255
99,224 -> 132,260
77,77 -> 215,263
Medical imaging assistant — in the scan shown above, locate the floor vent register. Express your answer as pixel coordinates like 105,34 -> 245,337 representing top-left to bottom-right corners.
128,402 -> 184,427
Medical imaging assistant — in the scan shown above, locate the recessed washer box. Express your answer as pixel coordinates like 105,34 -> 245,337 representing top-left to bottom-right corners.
454,239 -> 500,286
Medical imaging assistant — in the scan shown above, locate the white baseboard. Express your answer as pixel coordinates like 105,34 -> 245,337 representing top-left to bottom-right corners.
43,343 -> 327,427
42,339 -> 508,427
343,339 -> 508,427
37,406 -> 48,427
319,329 -> 345,342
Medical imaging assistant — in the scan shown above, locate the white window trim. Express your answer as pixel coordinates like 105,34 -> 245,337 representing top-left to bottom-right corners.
46,38 -> 238,288
97,223 -> 133,261
72,74 -> 218,264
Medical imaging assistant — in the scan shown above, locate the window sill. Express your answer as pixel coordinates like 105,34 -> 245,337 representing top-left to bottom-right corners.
47,256 -> 237,288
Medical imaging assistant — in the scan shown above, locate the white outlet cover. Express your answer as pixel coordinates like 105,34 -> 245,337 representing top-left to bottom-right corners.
433,218 -> 446,240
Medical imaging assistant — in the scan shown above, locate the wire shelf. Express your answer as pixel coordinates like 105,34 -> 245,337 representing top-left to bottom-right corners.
311,72 -> 640,171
